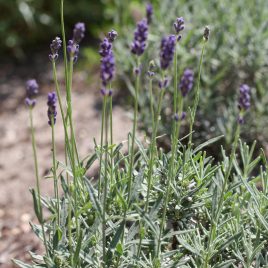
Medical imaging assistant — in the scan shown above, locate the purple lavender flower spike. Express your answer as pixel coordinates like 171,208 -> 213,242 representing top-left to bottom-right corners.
108,29 -> 118,43
26,79 -> 39,97
100,88 -> 107,96
237,115 -> 245,125
101,51 -> 115,87
131,19 -> 148,56
134,65 -> 142,76
73,22 -> 86,44
160,35 -> 176,70
174,113 -> 180,122
181,111 -> 186,120
49,37 -> 62,61
67,40 -> 80,63
67,22 -> 85,62
146,3 -> 153,25
158,76 -> 170,89
238,84 -> 251,111
147,71 -> 155,77
47,92 -> 57,126
25,79 -> 39,108
174,17 -> 185,38
25,98 -> 36,108
99,38 -> 112,57
237,84 -> 251,124
147,60 -> 155,77
99,30 -> 117,96
180,69 -> 194,97
174,111 -> 186,121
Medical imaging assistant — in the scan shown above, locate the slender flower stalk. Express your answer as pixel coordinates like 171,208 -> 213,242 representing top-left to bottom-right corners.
98,31 -> 117,265
121,61 -> 140,256
107,31 -> 117,185
51,58 -> 73,257
51,60 -> 72,160
125,18 -> 148,210
145,77 -> 164,212
98,99 -> 106,198
172,17 -> 184,154
58,4 -> 73,256
109,88 -> 114,184
29,108 -> 49,255
137,67 -> 160,258
63,22 -> 85,238
156,29 -> 180,259
102,94 -> 108,266
141,81 -> 165,255
67,58 -> 79,236
189,26 -> 210,146
148,61 -> 156,124
172,18 -> 184,135
61,0 -> 68,90
51,120 -> 59,225
127,61 -> 140,204
47,92 -> 60,225
25,80 -> 48,255
98,31 -> 116,196
65,22 -> 85,166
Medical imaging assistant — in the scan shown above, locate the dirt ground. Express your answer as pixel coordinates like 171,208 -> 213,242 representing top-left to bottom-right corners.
0,62 -> 134,267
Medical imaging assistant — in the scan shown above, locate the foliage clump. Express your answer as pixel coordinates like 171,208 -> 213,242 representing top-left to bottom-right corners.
14,2 -> 268,268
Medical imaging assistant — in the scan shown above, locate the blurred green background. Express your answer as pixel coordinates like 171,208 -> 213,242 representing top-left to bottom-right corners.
0,0 -> 107,59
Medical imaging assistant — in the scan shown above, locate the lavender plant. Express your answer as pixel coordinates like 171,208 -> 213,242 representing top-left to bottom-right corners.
13,2 -> 268,268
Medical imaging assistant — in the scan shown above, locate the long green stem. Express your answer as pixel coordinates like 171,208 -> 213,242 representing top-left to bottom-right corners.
102,95 -> 108,266
60,0 -> 68,91
67,59 -> 79,235
98,98 -> 106,198
149,79 -> 155,125
29,108 -> 49,255
137,85 -> 165,259
68,60 -> 80,162
52,61 -> 72,159
127,65 -> 140,205
156,51 -> 180,258
60,1 -> 74,261
109,86 -> 114,185
203,124 -> 240,268
172,39 -> 178,133
145,88 -> 164,212
120,62 -> 140,249
51,120 -> 60,226
189,40 -> 207,146
170,38 -> 179,160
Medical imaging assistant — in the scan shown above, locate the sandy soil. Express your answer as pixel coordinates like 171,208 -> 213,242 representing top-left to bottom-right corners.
0,64 -> 134,267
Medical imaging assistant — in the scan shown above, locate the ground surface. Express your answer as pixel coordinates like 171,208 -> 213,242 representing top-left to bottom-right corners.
0,61 -> 134,267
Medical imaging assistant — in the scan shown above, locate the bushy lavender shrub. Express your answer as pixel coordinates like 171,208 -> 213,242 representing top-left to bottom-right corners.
14,2 -> 268,268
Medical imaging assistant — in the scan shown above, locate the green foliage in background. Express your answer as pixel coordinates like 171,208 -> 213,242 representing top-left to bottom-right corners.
107,0 -> 268,153
0,0 -> 106,58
